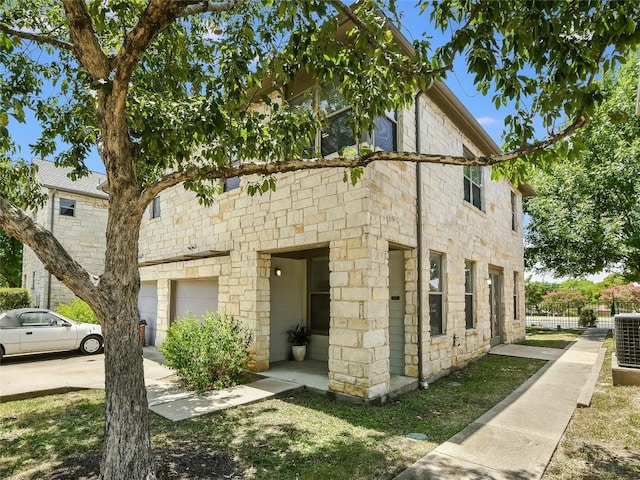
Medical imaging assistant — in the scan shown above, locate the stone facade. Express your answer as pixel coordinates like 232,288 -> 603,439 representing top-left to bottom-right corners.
22,161 -> 108,309
138,82 -> 527,402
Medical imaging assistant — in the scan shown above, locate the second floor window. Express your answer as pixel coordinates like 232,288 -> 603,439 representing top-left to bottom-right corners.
511,192 -> 518,231
290,85 -> 397,158
59,198 -> 75,217
463,165 -> 483,210
151,196 -> 161,219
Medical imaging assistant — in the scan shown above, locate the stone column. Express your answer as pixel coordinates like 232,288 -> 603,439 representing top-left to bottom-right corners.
230,249 -> 271,371
328,235 -> 390,402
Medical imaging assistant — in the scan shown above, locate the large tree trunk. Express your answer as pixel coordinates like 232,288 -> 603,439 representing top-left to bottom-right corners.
98,192 -> 155,480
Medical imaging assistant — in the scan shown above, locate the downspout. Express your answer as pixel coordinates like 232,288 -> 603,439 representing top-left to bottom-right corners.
414,90 -> 425,387
47,190 -> 56,310
414,80 -> 433,388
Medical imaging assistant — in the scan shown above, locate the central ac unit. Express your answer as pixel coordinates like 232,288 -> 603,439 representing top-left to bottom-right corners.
615,313 -> 640,368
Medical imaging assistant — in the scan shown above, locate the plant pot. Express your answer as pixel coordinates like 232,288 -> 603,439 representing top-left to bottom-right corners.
291,345 -> 306,362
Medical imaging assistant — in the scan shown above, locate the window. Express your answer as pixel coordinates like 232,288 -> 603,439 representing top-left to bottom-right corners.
59,198 -> 75,217
513,272 -> 519,320
309,256 -> 330,334
223,160 -> 241,192
151,196 -> 161,219
290,85 -> 396,157
511,192 -> 518,231
465,260 -> 475,329
20,312 -> 52,327
429,252 -> 445,336
463,148 -> 483,210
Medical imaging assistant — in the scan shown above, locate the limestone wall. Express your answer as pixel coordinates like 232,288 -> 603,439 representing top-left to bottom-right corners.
22,190 -> 108,309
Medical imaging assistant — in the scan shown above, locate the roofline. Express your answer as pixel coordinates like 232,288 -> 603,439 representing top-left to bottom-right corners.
43,185 -> 109,200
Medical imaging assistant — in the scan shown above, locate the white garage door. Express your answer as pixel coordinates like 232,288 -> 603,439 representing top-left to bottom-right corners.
173,278 -> 219,321
389,250 -> 406,376
138,281 -> 158,346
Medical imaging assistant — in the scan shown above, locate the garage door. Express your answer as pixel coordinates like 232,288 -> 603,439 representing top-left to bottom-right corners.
172,278 -> 219,322
389,250 -> 406,376
138,282 -> 158,346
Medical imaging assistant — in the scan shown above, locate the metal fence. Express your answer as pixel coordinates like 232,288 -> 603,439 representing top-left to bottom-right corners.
525,302 -> 640,329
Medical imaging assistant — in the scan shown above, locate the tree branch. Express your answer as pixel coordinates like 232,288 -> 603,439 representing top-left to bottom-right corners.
175,0 -> 246,16
0,196 -> 102,304
0,25 -> 73,51
62,0 -> 110,79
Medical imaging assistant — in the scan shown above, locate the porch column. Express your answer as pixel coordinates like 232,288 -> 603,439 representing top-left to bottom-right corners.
329,235 -> 390,401
229,250 -> 271,371
154,278 -> 171,346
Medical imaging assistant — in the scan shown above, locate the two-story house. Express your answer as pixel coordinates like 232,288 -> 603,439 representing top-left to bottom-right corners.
22,159 -> 108,309
136,44 -> 530,402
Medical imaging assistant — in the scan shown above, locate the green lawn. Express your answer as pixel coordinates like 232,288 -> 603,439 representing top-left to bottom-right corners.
0,355 -> 546,480
520,328 -> 584,349
543,334 -> 640,479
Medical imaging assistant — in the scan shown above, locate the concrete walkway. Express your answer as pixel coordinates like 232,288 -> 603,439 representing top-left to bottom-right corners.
394,328 -> 608,480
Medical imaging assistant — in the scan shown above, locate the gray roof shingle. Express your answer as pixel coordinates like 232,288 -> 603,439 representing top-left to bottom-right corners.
32,159 -> 108,199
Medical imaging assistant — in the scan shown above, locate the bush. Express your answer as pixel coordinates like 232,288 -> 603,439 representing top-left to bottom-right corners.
159,312 -> 253,392
0,288 -> 31,310
56,298 -> 99,324
578,308 -> 597,327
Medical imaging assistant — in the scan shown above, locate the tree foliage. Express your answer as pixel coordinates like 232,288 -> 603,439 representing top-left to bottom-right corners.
0,230 -> 22,287
542,288 -> 588,306
524,279 -> 558,305
525,56 -> 640,277
0,1 -> 638,479
598,284 -> 640,303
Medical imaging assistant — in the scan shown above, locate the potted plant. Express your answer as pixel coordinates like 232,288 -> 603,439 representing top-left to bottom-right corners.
286,324 -> 311,361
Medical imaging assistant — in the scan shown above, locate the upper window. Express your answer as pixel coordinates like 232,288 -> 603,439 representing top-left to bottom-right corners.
290,85 -> 396,157
59,198 -> 75,217
151,196 -> 161,219
462,148 -> 482,210
223,160 -> 241,192
465,260 -> 475,329
511,192 -> 518,231
429,252 -> 445,336
463,165 -> 483,210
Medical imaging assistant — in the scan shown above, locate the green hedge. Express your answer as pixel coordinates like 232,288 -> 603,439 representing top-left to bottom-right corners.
0,288 -> 31,310
56,298 -> 99,324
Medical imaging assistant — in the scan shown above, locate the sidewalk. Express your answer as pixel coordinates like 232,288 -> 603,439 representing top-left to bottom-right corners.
393,329 -> 608,480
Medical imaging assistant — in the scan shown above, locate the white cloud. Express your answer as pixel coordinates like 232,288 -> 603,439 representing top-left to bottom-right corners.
476,116 -> 497,126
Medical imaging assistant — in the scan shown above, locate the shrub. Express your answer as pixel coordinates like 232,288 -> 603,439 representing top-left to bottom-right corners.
159,312 -> 253,392
0,288 -> 31,310
56,298 -> 99,324
578,308 -> 597,328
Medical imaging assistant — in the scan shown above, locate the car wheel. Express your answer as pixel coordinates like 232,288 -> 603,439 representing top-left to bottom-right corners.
0,345 -> 4,363
80,335 -> 103,355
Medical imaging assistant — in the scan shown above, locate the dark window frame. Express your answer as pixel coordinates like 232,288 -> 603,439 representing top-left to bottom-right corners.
151,196 -> 161,219
308,256 -> 330,335
290,85 -> 397,157
511,192 -> 518,231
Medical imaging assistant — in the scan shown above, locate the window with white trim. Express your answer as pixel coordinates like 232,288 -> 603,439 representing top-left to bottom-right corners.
429,252 -> 445,336
465,260 -> 475,329
59,198 -> 75,217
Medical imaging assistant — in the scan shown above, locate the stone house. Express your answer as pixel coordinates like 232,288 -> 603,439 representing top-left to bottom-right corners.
22,159 -> 108,309
137,64 -> 530,401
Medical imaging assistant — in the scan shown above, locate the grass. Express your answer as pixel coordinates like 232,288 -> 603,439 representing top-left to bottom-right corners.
543,334 -> 640,479
0,355 -> 546,480
520,327 -> 584,349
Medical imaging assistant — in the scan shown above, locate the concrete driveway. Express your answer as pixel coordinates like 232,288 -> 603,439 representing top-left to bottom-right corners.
0,349 -> 175,402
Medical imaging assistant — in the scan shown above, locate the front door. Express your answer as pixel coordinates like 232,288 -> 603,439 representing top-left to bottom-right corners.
489,268 -> 503,347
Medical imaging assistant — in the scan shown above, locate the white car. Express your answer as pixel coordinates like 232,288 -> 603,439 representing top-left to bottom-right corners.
0,308 -> 103,361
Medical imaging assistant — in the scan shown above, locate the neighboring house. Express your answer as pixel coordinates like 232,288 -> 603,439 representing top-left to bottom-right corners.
22,159 -> 108,309
136,25 -> 531,403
